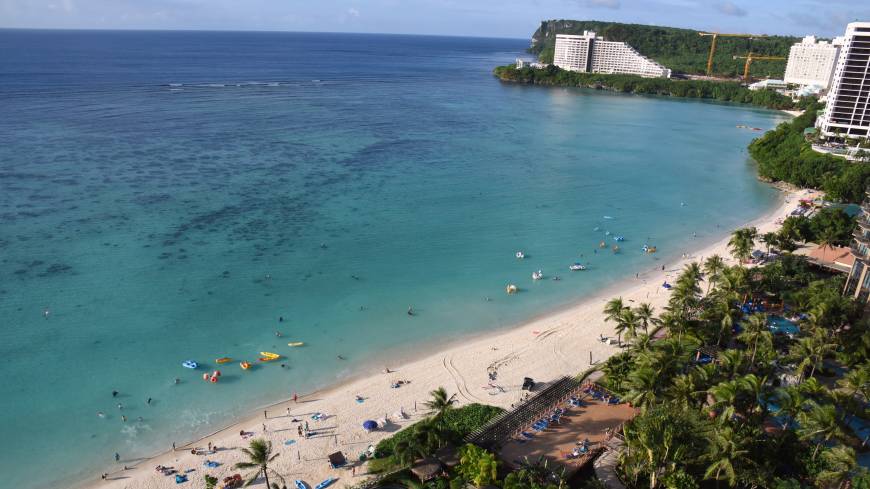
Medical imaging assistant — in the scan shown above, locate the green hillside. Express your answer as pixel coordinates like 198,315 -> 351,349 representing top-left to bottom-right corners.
531,19 -> 800,78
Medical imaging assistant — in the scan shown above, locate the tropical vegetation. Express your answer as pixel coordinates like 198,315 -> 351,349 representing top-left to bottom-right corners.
493,65 -> 796,110
234,439 -> 284,488
749,99 -> 870,203
595,248 -> 870,488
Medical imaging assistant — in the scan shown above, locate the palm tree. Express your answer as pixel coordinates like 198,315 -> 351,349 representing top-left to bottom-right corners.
737,313 -> 771,369
728,227 -> 757,262
772,386 -> 805,430
837,363 -> 870,403
798,402 -> 848,460
624,366 -> 659,411
604,297 -> 627,323
791,330 -> 836,381
816,445 -> 857,488
619,308 -> 641,344
634,303 -> 657,335
423,386 -> 457,421
234,439 -> 283,488
703,255 -> 726,295
604,297 -> 628,344
703,426 -> 750,487
708,379 -> 741,421
761,232 -> 778,255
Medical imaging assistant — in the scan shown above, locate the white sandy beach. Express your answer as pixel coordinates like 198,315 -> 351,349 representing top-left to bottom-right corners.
86,186 -> 812,489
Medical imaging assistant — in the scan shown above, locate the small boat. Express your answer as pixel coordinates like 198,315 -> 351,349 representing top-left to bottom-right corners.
516,251 -> 525,259
315,478 -> 335,489
215,357 -> 232,364
603,216 -> 614,220
182,360 -> 198,369
240,361 -> 251,370
295,480 -> 309,489
569,263 -> 586,271
260,352 -> 281,359
532,270 -> 543,280
287,342 -> 305,347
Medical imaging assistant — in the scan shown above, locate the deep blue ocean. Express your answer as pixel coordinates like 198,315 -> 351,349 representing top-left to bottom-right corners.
0,29 -> 788,489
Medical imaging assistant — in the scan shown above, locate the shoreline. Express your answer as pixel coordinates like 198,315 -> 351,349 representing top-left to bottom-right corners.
76,184 -> 811,489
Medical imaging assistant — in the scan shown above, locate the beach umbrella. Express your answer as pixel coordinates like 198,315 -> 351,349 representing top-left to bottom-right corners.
362,420 -> 377,431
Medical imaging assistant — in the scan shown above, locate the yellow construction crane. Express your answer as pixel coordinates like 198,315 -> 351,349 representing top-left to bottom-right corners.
732,53 -> 786,82
698,32 -> 766,76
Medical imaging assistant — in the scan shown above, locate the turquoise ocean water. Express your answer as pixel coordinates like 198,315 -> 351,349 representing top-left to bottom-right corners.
0,30 -> 787,488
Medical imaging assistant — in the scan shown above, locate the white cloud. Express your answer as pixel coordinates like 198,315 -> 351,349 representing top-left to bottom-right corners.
714,1 -> 747,17
347,7 -> 359,17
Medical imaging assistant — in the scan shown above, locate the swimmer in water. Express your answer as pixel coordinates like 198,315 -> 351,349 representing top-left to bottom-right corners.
337,355 -> 346,360
43,308 -> 50,319
275,331 -> 282,337
407,306 -> 414,316
97,411 -> 105,418
279,316 -> 284,322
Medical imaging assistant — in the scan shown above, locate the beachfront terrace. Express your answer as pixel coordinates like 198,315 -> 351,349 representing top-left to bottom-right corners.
498,396 -> 636,476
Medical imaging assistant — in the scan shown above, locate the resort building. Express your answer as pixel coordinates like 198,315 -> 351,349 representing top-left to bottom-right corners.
817,22 -> 870,140
553,32 -> 671,79
784,35 -> 843,89
845,192 -> 870,303
749,79 -> 788,92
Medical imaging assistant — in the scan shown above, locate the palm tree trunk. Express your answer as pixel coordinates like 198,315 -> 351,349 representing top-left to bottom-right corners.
264,468 -> 270,489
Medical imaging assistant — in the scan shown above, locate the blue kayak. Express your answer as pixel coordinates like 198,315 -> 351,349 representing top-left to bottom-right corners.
295,481 -> 309,489
315,478 -> 334,489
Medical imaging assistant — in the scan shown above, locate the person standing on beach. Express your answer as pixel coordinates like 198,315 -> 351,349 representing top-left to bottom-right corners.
292,392 -> 298,403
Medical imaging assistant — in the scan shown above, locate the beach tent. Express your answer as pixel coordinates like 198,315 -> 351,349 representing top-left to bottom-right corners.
328,451 -> 347,469
362,420 -> 377,431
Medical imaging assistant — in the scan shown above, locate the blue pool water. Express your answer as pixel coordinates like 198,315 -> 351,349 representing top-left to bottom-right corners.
0,30 -> 788,489
768,315 -> 800,336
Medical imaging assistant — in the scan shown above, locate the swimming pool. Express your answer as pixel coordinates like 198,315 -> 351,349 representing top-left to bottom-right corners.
768,315 -> 800,336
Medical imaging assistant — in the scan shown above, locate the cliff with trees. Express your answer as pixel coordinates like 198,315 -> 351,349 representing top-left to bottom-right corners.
529,19 -> 798,78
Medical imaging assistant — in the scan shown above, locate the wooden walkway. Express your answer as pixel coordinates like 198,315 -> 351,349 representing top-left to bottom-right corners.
593,438 -> 626,489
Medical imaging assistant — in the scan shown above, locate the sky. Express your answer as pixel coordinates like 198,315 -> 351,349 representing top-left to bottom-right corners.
0,0 -> 868,39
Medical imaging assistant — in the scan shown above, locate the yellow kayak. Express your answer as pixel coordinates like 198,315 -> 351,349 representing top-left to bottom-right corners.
287,342 -> 305,347
216,357 -> 233,364
259,351 -> 280,359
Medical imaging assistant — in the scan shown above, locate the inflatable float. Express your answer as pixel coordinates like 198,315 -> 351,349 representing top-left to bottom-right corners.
182,360 -> 198,369
287,342 -> 305,347
215,357 -> 232,364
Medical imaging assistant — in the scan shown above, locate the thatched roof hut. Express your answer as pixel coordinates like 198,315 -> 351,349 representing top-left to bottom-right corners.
435,445 -> 459,468
410,457 -> 442,481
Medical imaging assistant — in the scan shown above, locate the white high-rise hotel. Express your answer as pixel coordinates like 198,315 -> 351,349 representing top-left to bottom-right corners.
784,35 -> 843,89
553,32 -> 671,79
817,22 -> 870,140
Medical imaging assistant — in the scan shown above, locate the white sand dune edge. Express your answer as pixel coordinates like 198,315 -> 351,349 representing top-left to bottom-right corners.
86,187 -> 810,489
